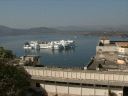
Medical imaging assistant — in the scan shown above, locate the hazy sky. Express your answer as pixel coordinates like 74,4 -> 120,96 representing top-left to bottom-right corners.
0,0 -> 128,28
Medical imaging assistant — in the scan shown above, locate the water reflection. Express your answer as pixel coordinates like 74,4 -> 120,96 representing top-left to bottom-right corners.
24,47 -> 75,55
52,48 -> 75,55
0,35 -> 98,67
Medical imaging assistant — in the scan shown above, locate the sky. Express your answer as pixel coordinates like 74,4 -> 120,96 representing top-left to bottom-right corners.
0,0 -> 128,28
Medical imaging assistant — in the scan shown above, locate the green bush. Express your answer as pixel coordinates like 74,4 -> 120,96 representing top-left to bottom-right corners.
0,47 -> 15,59
0,63 -> 31,96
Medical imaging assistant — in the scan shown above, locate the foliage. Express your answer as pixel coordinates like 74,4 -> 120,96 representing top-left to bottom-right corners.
98,64 -> 103,69
0,47 -> 15,59
0,63 -> 31,96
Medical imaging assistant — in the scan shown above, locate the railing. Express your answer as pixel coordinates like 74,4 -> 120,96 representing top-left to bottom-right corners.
24,66 -> 128,86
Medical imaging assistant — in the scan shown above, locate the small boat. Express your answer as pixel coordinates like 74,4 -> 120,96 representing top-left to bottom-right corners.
59,40 -> 75,48
53,44 -> 63,49
23,42 -> 32,49
30,41 -> 40,49
39,41 -> 53,49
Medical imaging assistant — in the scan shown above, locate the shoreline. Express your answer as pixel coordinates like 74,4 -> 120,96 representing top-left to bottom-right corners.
0,31 -> 128,37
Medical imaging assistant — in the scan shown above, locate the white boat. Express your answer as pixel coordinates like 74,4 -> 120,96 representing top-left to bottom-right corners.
67,40 -> 75,47
38,41 -> 53,49
53,44 -> 63,49
30,41 -> 40,49
59,40 -> 75,48
23,46 -> 32,49
23,42 -> 33,49
23,40 -> 75,50
51,41 -> 63,49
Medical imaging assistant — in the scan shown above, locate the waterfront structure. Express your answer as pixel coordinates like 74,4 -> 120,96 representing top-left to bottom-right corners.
19,55 -> 40,66
97,37 -> 128,54
96,37 -> 117,53
23,42 -> 33,49
96,37 -> 128,66
25,66 -> 128,96
116,42 -> 128,55
22,37 -> 128,96
23,40 -> 75,50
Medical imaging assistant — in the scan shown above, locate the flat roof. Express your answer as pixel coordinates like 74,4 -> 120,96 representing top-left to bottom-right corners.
115,42 -> 128,47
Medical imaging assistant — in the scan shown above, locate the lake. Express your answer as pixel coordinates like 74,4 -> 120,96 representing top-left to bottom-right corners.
0,34 -> 101,68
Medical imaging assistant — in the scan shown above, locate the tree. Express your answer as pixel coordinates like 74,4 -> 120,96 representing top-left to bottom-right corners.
0,47 -> 45,96
0,62 -> 31,96
0,47 -> 15,59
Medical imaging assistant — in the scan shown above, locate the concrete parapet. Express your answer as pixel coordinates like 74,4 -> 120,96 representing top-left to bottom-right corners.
25,67 -> 127,96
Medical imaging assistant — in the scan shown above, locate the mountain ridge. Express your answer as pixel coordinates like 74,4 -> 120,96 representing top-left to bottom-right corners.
0,25 -> 59,36
0,25 -> 128,36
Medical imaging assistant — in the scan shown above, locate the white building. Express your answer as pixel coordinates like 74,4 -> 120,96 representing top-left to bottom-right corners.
116,42 -> 128,55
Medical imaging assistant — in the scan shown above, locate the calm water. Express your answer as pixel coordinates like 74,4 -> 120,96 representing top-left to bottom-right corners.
0,34 -> 99,68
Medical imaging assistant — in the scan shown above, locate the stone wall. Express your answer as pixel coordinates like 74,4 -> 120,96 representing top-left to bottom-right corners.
25,67 -> 128,96
39,83 -> 122,96
96,46 -> 117,53
25,67 -> 128,82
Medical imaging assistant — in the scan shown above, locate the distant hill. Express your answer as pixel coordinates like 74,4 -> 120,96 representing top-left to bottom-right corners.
0,25 -> 59,36
57,25 -> 128,32
0,25 -> 128,36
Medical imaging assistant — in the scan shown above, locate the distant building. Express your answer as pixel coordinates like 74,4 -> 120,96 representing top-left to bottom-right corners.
19,55 -> 40,66
97,37 -> 128,54
97,37 -> 117,53
116,42 -> 128,55
96,37 -> 128,66
87,37 -> 128,71
99,36 -> 110,45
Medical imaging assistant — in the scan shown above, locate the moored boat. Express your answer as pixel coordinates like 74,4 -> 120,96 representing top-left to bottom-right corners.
23,42 -> 33,49
23,40 -> 75,50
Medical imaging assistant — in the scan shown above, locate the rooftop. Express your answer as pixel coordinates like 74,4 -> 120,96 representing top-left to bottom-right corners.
116,42 -> 128,47
100,36 -> 109,40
